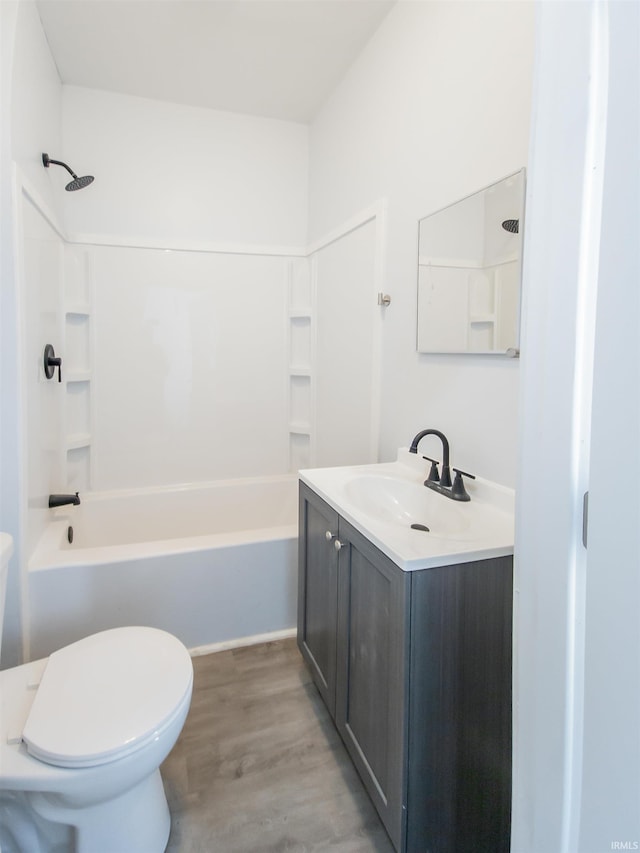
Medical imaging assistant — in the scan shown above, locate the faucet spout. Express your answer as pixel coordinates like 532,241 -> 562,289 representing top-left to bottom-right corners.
49,492 -> 80,508
409,429 -> 452,487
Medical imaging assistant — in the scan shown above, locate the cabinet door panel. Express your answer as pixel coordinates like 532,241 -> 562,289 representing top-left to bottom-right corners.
297,484 -> 339,717
344,547 -> 391,787
335,520 -> 409,852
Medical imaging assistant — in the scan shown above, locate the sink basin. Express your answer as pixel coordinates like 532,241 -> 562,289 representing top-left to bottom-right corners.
299,449 -> 515,571
343,475 -> 471,539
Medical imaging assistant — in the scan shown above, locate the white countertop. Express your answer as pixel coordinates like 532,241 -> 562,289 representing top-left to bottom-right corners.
300,449 -> 514,572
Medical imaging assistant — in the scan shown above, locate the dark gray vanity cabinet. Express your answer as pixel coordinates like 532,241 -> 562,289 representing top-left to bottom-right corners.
297,482 -> 513,853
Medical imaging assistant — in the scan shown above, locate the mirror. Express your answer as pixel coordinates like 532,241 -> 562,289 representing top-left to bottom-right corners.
416,169 -> 525,355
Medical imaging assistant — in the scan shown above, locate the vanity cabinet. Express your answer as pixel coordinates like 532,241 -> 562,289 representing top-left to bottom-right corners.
297,482 -> 513,853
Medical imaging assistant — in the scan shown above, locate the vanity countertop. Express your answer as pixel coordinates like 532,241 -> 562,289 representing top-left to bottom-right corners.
299,449 -> 514,572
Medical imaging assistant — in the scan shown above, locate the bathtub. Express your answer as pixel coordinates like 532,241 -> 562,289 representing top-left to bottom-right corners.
27,475 -> 298,660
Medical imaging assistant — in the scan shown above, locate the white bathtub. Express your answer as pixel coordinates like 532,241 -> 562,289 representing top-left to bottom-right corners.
27,475 -> 298,660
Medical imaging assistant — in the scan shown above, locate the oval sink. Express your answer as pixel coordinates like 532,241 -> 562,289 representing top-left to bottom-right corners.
342,475 -> 471,539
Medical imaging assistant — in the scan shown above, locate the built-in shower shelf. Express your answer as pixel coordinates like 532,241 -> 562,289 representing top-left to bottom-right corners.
421,253 -> 519,270
63,246 -> 93,492
420,255 -> 484,270
287,257 -> 313,472
66,432 -> 91,450
66,370 -> 91,383
484,252 -> 519,267
469,315 -> 496,324
65,304 -> 91,317
289,422 -> 311,436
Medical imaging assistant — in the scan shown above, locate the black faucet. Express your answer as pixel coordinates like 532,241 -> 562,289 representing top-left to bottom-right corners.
49,492 -> 80,508
409,429 -> 475,501
409,429 -> 452,486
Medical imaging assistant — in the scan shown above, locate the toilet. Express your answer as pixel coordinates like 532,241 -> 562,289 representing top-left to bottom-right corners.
0,533 -> 193,853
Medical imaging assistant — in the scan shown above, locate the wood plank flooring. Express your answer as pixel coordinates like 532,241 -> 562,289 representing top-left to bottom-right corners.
162,638 -> 395,853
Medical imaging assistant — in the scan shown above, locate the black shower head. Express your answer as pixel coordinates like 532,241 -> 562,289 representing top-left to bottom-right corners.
65,174 -> 94,191
42,153 -> 94,192
501,218 -> 519,234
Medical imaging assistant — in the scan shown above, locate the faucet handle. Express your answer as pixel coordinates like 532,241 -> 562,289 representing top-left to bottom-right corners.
43,344 -> 62,383
452,467 -> 475,480
421,455 -> 440,482
452,468 -> 475,501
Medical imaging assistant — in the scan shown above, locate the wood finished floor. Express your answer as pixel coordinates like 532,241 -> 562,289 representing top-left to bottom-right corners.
162,638 -> 395,853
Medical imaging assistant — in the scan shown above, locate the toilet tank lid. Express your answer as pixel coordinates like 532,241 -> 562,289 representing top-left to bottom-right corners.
22,626 -> 193,768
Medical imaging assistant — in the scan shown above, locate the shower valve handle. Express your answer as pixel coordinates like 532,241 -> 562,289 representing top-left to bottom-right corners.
44,344 -> 62,383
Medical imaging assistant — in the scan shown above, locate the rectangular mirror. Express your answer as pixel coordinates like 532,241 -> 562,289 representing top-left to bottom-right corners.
416,168 -> 525,355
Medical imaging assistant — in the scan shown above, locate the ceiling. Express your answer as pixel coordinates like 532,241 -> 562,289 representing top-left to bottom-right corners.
36,0 -> 395,123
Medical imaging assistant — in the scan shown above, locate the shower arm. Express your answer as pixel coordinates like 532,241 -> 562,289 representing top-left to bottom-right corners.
42,153 -> 78,179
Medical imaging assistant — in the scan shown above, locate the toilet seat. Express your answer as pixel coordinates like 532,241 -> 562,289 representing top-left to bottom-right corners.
22,627 -> 193,769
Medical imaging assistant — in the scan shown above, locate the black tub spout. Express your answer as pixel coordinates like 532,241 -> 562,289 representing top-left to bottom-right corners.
49,492 -> 80,508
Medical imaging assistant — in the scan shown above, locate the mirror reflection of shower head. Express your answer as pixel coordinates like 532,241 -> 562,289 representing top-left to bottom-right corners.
42,153 -> 94,191
501,218 -> 519,234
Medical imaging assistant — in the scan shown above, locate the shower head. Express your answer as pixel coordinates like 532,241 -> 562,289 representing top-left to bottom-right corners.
42,153 -> 94,191
65,174 -> 94,191
501,219 -> 519,234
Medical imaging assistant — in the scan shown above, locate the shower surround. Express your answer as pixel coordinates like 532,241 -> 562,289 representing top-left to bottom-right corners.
18,166 -> 310,659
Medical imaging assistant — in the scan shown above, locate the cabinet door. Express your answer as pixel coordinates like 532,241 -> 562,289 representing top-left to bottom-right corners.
297,483 -> 340,718
335,519 -> 410,852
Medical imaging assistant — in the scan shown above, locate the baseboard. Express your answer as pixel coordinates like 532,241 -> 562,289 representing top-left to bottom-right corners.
189,626 -> 297,657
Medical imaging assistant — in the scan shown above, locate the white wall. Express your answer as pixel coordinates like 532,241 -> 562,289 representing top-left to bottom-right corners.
1,0 -> 63,666
308,0 -> 534,486
11,1 -> 63,208
21,196 -> 66,555
0,0 -> 21,668
61,86 -> 308,249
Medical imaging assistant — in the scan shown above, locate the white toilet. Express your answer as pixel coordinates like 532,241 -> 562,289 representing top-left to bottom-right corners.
0,533 -> 193,853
